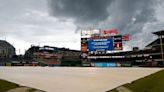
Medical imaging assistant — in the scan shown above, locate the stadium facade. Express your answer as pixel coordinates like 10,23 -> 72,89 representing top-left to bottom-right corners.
81,29 -> 164,67
25,45 -> 81,66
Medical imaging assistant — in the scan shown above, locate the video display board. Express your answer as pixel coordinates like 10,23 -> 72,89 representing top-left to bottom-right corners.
114,42 -> 123,50
88,38 -> 113,51
81,38 -> 88,52
113,35 -> 123,50
81,29 -> 127,56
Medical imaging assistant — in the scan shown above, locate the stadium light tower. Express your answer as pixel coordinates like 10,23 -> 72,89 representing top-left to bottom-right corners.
159,31 -> 164,65
153,30 -> 164,65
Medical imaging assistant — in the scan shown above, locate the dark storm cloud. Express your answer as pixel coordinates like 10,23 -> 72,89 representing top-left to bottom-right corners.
48,0 -> 159,32
48,0 -> 113,25
48,0 -> 163,48
111,0 -> 157,34
106,0 -> 160,48
49,0 -> 157,26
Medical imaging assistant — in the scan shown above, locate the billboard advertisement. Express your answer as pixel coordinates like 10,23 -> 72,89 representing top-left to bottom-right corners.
113,35 -> 122,42
122,34 -> 130,41
101,28 -> 119,36
81,38 -> 88,52
81,30 -> 92,38
81,29 -> 100,38
81,43 -> 88,52
113,35 -> 123,50
81,38 -> 88,44
88,38 -> 113,51
114,42 -> 123,50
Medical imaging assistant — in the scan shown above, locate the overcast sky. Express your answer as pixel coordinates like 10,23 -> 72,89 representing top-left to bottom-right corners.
1,0 -> 164,54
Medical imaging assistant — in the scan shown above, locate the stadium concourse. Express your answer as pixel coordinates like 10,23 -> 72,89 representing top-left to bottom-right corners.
0,67 -> 163,92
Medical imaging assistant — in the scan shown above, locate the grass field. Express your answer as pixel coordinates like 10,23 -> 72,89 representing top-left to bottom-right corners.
108,70 -> 164,92
0,79 -> 19,92
0,79 -> 44,92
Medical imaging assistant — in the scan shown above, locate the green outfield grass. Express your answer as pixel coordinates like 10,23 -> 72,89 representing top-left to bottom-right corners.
108,70 -> 164,92
0,79 -> 44,92
0,79 -> 19,92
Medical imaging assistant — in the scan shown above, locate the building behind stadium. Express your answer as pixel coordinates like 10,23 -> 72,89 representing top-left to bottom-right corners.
0,40 -> 15,58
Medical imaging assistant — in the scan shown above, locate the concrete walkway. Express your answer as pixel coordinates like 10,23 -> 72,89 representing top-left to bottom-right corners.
0,67 -> 162,92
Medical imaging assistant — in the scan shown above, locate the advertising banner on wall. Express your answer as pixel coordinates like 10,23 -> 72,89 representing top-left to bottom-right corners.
94,62 -> 116,67
88,38 -> 113,51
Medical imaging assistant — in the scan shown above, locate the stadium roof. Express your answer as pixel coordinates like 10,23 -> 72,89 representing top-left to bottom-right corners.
0,40 -> 15,49
146,38 -> 164,47
153,30 -> 164,36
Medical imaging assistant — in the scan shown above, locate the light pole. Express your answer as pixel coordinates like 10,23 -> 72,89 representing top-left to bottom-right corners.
159,33 -> 164,65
